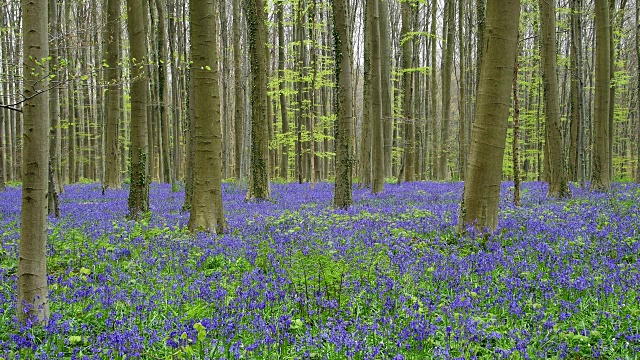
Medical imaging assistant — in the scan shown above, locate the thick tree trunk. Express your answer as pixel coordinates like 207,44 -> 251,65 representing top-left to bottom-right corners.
18,0 -> 50,325
459,0 -> 520,233
591,0 -> 611,191
127,0 -> 150,217
332,0 -> 354,209
540,0 -> 571,198
188,0 -> 225,233
246,0 -> 270,200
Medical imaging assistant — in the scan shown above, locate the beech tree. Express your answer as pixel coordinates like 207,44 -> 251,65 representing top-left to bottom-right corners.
127,0 -> 150,217
591,0 -> 612,191
18,0 -> 50,324
539,0 -> 570,198
332,0 -> 354,208
104,0 -> 122,189
188,0 -> 225,232
459,0 -> 520,232
246,0 -> 270,200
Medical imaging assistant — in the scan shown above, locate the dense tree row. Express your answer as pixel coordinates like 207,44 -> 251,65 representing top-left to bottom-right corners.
4,0 -> 640,323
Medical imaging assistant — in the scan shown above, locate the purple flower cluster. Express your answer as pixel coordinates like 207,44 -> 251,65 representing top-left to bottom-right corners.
0,181 -> 639,359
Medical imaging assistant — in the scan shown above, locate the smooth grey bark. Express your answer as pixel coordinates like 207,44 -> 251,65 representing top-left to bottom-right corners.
539,0 -> 571,198
277,0 -> 289,180
188,0 -> 225,233
18,0 -> 50,325
591,0 -> 611,191
104,0 -> 122,189
369,0 -> 384,194
458,0 -> 520,233
233,0 -> 244,181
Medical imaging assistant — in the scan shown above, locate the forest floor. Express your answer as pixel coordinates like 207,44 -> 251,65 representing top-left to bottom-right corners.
0,181 -> 639,359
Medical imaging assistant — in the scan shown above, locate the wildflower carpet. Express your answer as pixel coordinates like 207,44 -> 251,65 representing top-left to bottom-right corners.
0,182 -> 639,359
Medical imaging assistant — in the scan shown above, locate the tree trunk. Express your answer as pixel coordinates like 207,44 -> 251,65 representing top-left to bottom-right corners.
332,0 -> 354,209
637,0 -> 640,183
156,0 -> 172,184
401,1 -> 415,182
458,0 -> 467,180
233,0 -> 244,181
439,0 -> 455,180
49,0 -> 62,190
360,2 -> 372,188
18,0 -> 51,325
569,0 -> 585,185
513,34 -> 520,207
48,0 -> 60,211
104,0 -> 122,189
591,0 -> 611,191
277,0 -> 289,180
430,0 -> 439,178
539,0 -> 571,198
369,0 -> 384,194
127,0 -> 150,217
379,0 -> 393,178
459,0 -> 520,233
246,0 -> 270,200
188,0 -> 225,233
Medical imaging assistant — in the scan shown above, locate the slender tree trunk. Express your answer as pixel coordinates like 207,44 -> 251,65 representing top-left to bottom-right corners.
156,0 -> 172,184
233,0 -> 244,181
401,0 -> 415,182
540,0 -> 570,198
246,0 -> 270,199
277,0 -> 289,180
459,0 -> 467,180
48,0 -> 60,211
104,0 -> 122,189
459,0 -> 520,233
569,0 -> 585,185
360,2 -> 372,188
369,0 -> 384,194
18,0 -> 50,325
637,0 -> 640,183
430,0 -> 439,178
379,0 -> 393,178
513,34 -> 520,207
591,0 -> 611,191
127,0 -> 150,216
332,0 -> 354,208
188,0 -> 225,233
49,0 -> 62,190
439,0 -> 455,180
